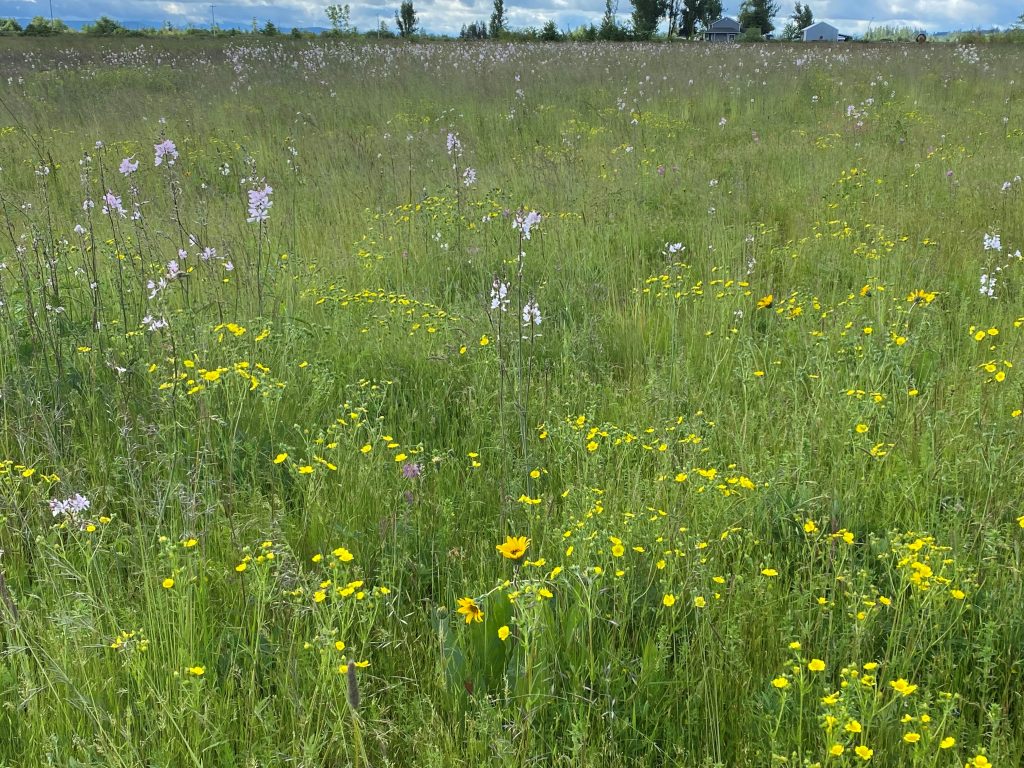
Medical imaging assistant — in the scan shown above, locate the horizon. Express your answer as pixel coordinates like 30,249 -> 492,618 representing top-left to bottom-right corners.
4,0 -> 1023,38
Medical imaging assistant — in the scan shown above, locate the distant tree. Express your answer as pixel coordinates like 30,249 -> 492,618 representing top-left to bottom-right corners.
540,19 -> 563,39
22,16 -> 70,35
291,27 -> 305,37
0,18 -> 22,33
460,21 -> 489,38
1014,11 -> 1024,29
680,0 -> 721,37
85,16 -> 129,35
395,0 -> 418,36
737,26 -> 764,40
261,21 -> 280,35
325,4 -> 354,34
489,0 -> 506,37
631,0 -> 667,38
792,2 -> 812,29
599,0 -> 628,39
738,0 -> 778,35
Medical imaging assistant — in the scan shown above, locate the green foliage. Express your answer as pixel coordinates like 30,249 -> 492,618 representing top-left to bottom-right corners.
489,0 -> 506,38
739,0 -> 779,35
21,16 -> 70,36
681,0 -> 723,38
0,17 -> 23,33
792,2 -> 813,30
84,16 -> 129,35
396,0 -> 418,37
631,0 -> 667,38
540,20 -> 563,40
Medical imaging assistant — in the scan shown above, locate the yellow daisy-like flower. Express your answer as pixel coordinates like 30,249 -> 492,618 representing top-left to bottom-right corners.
273,453 -> 288,464
889,678 -> 918,696
456,597 -> 484,624
772,677 -> 789,689
162,578 -> 175,589
662,594 -> 676,607
808,659 -> 826,672
186,666 -> 205,676
939,737 -> 955,749
498,626 -> 510,641
830,744 -> 844,756
757,294 -> 774,309
903,732 -> 921,744
854,745 -> 873,760
761,568 -> 779,577
496,535 -> 530,560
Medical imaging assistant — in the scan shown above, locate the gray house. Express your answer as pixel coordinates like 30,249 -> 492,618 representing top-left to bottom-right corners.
704,17 -> 741,41
801,21 -> 839,41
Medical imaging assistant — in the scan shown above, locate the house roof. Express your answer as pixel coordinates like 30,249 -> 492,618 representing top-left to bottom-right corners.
801,21 -> 838,33
708,17 -> 740,31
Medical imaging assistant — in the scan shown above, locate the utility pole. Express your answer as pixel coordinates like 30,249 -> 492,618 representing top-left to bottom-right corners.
49,0 -> 54,22
211,5 -> 216,31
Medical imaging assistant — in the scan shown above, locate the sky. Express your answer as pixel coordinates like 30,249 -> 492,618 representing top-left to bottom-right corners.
5,0 -> 1023,37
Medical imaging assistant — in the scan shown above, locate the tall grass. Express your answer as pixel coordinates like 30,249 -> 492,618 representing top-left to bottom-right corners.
0,38 -> 1023,767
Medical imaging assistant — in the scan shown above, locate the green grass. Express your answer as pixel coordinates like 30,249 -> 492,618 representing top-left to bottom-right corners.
1,37 -> 1023,767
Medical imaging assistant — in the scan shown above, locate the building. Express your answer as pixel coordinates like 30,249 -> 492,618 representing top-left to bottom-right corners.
801,21 -> 839,41
704,17 -> 741,42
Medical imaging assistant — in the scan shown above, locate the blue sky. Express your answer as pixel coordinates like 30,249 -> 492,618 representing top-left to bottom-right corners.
6,0 -> 1023,36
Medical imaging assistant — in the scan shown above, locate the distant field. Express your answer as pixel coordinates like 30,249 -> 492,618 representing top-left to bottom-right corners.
1,38 -> 1023,767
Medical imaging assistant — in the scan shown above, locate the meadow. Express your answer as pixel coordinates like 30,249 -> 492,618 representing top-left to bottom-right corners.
0,37 -> 1023,767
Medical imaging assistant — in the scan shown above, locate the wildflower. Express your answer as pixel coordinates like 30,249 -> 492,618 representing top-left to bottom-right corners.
890,678 -> 918,696
496,536 -> 530,560
119,156 -> 139,176
154,139 -> 178,166
49,493 -> 91,518
274,453 -> 288,464
402,462 -> 422,479
856,423 -> 869,434
186,665 -> 205,676
490,279 -> 510,311
662,594 -> 676,607
521,299 -> 542,326
235,562 -> 248,573
445,132 -> 462,156
498,625 -> 510,641
854,745 -> 873,760
772,677 -> 789,689
939,737 -> 955,749
829,745 -> 845,757
694,596 -> 707,608
101,191 -> 126,217
983,233 -> 1001,251
247,184 -> 273,223
808,659 -> 826,672
761,568 -> 779,577
903,732 -> 920,743
756,294 -> 774,309
967,756 -> 991,768
845,719 -> 862,733
456,596 -> 484,624
162,578 -> 175,589
512,210 -> 542,240
462,167 -> 477,186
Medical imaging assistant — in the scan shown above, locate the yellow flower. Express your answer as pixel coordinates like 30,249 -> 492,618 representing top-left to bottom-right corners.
186,666 -> 205,676
903,732 -> 921,744
313,590 -> 326,603
761,568 -> 779,577
298,465 -> 314,474
496,536 -> 530,560
693,596 -> 707,608
537,587 -> 553,599
845,719 -> 862,734
828,744 -> 845,757
332,547 -> 354,561
457,597 -> 484,624
889,678 -> 918,696
183,538 -> 198,548
789,641 -> 802,650
757,294 -> 774,309
162,578 -> 175,589
803,520 -> 818,533
663,594 -> 676,607
498,626 -> 510,641
273,453 -> 288,464
611,544 -> 625,558
772,677 -> 789,689
968,756 -> 991,768
950,589 -> 966,600
855,423 -> 869,434
854,745 -> 873,760
479,335 -> 489,346
808,659 -> 826,672
235,562 -> 247,573
939,737 -> 955,749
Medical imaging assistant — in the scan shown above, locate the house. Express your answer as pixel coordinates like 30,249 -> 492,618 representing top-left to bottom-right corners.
801,21 -> 839,41
704,17 -> 741,42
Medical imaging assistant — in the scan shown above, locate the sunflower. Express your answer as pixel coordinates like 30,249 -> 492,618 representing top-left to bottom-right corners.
456,597 -> 484,624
